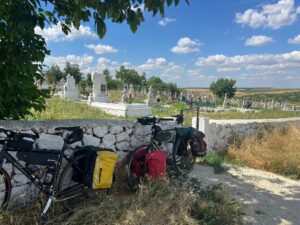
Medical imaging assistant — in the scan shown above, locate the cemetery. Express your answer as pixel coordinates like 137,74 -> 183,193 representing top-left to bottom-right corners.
1,0 -> 300,225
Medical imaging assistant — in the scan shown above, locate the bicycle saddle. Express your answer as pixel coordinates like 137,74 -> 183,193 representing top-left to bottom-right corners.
55,126 -> 81,131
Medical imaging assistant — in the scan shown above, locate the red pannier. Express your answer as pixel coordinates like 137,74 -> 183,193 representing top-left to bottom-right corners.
145,149 -> 167,178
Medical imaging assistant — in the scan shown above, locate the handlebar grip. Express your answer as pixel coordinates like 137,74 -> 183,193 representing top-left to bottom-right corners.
159,118 -> 175,121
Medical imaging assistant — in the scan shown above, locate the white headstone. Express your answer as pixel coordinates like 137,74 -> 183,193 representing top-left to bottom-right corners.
89,71 -> 110,103
61,75 -> 79,100
41,80 -> 49,90
146,85 -> 154,107
128,84 -> 135,99
223,93 -> 229,109
121,85 -> 128,103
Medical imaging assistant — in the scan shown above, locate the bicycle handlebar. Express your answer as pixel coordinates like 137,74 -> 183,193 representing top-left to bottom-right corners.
137,115 -> 183,126
0,128 -> 39,139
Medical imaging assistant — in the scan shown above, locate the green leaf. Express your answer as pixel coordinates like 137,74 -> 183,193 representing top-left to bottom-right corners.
130,20 -> 138,33
166,0 -> 172,6
96,19 -> 106,38
175,0 -> 180,6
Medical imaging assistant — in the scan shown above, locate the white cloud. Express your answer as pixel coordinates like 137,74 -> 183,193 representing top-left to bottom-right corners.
288,34 -> 300,44
236,0 -> 300,29
171,37 -> 202,54
195,51 -> 300,74
217,67 -> 241,72
158,18 -> 177,26
137,57 -> 167,71
122,62 -> 131,67
245,35 -> 274,46
161,64 -> 184,80
35,23 -> 97,42
44,54 -> 94,72
85,44 -> 118,54
97,57 -> 111,64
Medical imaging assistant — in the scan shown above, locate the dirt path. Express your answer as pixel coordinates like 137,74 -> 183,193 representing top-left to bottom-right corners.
190,164 -> 300,225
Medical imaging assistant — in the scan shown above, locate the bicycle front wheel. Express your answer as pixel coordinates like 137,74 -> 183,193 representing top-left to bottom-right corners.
0,168 -> 11,210
172,138 -> 196,176
125,145 -> 148,192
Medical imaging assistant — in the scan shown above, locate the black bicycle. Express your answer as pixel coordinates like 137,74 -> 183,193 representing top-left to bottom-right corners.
126,114 -> 206,191
0,126 -> 105,221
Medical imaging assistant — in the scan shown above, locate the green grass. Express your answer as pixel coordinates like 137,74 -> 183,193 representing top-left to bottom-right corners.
25,97 -> 119,120
203,153 -> 225,174
24,97 -> 300,123
153,104 -> 300,127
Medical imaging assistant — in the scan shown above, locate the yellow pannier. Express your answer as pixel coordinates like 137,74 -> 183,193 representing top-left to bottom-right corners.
92,150 -> 118,189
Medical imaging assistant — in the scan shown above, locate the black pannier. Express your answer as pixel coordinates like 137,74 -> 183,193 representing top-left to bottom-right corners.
16,151 -> 60,165
176,127 -> 207,157
189,129 -> 207,157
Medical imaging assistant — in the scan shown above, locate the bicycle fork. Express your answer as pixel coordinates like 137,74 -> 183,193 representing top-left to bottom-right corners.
41,196 -> 55,221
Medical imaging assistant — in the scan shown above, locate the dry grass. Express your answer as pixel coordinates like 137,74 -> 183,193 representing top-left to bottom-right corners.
227,126 -> 300,179
0,178 -> 242,225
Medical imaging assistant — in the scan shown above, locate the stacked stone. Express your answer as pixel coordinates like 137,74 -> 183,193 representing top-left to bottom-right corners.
0,119 -> 177,207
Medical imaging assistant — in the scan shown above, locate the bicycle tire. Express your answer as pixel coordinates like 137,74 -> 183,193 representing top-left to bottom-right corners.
172,138 -> 196,176
57,152 -> 108,211
0,168 -> 11,210
125,145 -> 148,192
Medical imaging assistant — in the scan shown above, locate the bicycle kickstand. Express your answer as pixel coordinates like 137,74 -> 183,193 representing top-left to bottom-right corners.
41,196 -> 55,222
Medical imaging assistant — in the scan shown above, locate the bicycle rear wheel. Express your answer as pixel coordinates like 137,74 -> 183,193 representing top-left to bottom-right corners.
172,138 -> 196,175
57,152 -> 108,211
125,145 -> 148,192
0,168 -> 11,210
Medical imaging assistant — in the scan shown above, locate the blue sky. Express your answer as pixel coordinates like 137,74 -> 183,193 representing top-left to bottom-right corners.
37,0 -> 300,88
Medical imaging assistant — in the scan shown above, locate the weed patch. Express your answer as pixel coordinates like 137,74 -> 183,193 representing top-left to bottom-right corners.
0,179 -> 242,225
203,153 -> 226,173
227,126 -> 300,179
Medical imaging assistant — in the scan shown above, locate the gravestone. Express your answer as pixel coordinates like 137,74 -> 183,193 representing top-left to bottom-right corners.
61,75 -> 79,100
41,80 -> 49,90
88,71 -> 110,103
147,85 -> 155,107
128,84 -> 135,100
121,85 -> 128,103
222,93 -> 229,109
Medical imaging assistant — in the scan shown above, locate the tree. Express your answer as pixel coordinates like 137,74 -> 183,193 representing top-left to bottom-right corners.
63,62 -> 82,84
209,78 -> 237,98
146,76 -> 179,94
0,0 -> 187,119
115,66 -> 146,86
45,65 -> 63,84
103,69 -> 111,79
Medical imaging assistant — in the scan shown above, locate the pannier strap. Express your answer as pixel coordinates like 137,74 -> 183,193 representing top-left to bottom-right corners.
55,126 -> 81,131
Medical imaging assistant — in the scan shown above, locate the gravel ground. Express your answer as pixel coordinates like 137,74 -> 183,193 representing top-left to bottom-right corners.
190,164 -> 300,225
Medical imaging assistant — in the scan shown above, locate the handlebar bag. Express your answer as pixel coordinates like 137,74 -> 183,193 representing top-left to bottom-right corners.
7,134 -> 35,152
145,149 -> 167,178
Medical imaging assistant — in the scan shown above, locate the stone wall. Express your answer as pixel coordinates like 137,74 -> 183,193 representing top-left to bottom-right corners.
0,119 -> 176,207
192,117 -> 300,152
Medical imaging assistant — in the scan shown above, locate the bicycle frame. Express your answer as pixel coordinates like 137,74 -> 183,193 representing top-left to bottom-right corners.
0,143 -> 72,196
